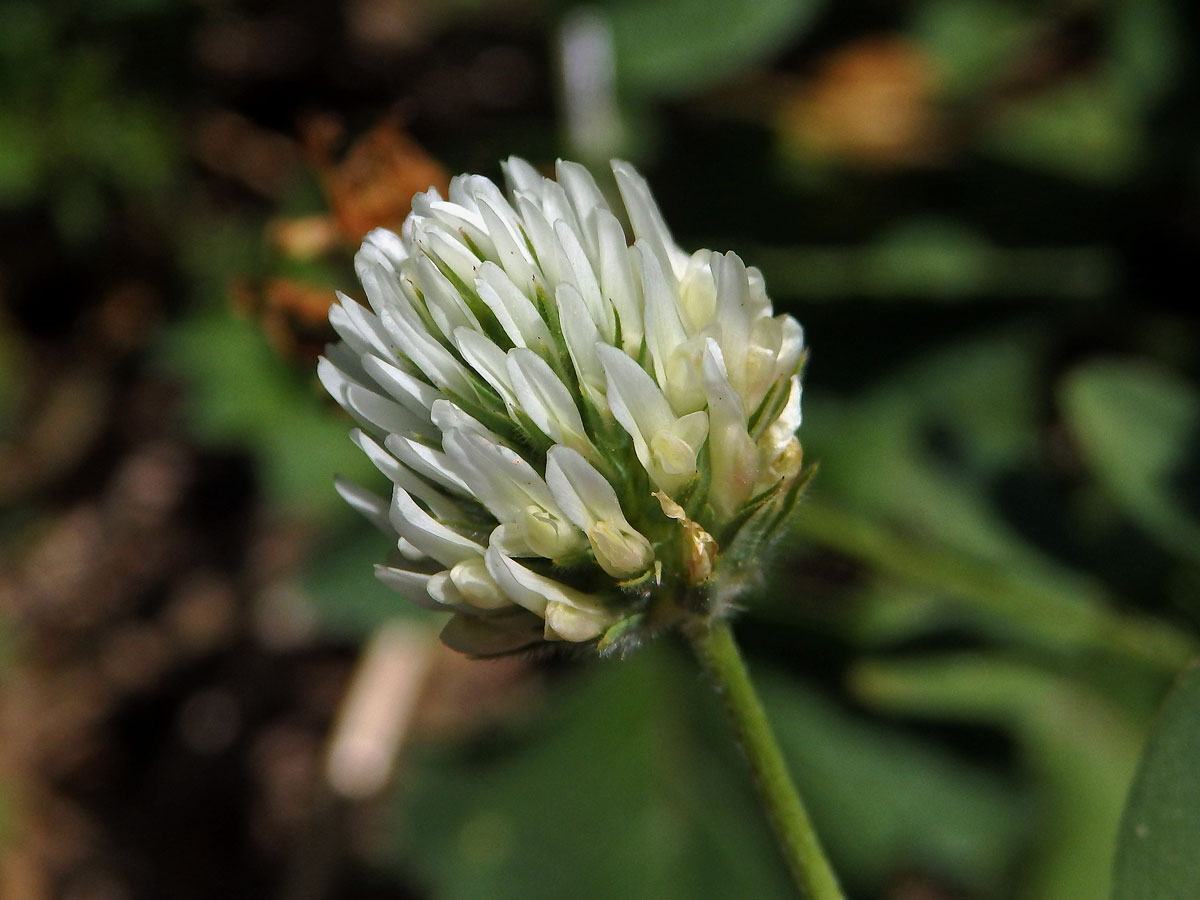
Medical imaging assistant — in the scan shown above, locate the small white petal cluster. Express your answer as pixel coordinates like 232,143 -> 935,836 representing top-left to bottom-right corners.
321,159 -> 805,649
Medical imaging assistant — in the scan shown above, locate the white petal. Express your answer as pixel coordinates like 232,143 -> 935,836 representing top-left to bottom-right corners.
484,543 -> 549,617
701,341 -> 759,518
555,283 -> 607,402
636,242 -> 689,395
612,160 -> 688,281
359,355 -> 440,418
442,428 -> 556,522
446,175 -> 482,214
429,398 -> 505,445
514,193 -> 565,287
361,227 -> 409,267
416,227 -> 484,292
427,199 -> 493,256
377,307 -> 473,396
539,180 -> 584,247
545,446 -> 653,578
506,348 -> 593,455
448,557 -> 510,610
760,375 -> 802,463
374,566 -> 442,611
712,251 -> 753,398
330,293 -> 392,361
385,434 -> 472,496
554,219 -> 613,340
774,315 -> 806,381
596,344 -> 673,464
475,262 -> 553,352
318,357 -> 432,439
543,445 -> 622,527
677,251 -> 717,333
389,485 -> 485,567
415,255 -> 483,339
323,340 -> 371,388
594,210 -> 643,353
484,544 -> 612,640
354,242 -> 414,319
334,476 -> 392,535
476,196 -> 538,295
501,156 -> 545,198
555,159 -> 607,255
454,327 -> 518,408
543,601 -> 611,641
350,428 -> 464,522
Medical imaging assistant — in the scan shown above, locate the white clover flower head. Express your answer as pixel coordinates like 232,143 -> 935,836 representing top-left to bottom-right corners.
321,158 -> 809,656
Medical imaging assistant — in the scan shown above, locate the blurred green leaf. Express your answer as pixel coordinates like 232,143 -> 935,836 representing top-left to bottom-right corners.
794,333 -> 1197,669
392,644 -> 1024,898
303,522 -> 435,638
757,666 -> 1025,894
911,0 -> 1028,100
852,655 -> 1147,900
0,38 -> 175,222
1108,0 -> 1182,107
1061,361 -> 1200,566
608,0 -> 822,99
791,498 -> 1195,671
394,646 -> 793,900
0,321 -> 21,434
160,306 -> 375,517
1113,658 -> 1200,900
752,239 -> 1113,301
985,78 -> 1143,184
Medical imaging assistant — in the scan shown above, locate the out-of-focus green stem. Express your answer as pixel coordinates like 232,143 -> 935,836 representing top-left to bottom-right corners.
793,498 -> 1197,673
686,618 -> 845,900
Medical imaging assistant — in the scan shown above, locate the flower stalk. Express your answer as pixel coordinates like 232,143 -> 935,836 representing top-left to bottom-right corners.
685,618 -> 846,900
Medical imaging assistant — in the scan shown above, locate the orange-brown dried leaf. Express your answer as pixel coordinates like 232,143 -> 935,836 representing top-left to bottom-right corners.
776,36 -> 942,169
318,118 -> 449,242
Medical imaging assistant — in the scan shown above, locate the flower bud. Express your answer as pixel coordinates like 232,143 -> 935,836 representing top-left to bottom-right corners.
588,521 -> 655,579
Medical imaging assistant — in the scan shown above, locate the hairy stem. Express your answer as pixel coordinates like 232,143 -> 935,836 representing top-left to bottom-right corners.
686,618 -> 846,900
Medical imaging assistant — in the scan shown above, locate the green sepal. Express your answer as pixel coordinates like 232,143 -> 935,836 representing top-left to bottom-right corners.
680,444 -> 713,521
617,560 -> 662,594
723,462 -> 818,566
427,243 -> 512,351
596,613 -> 647,657
444,386 -> 525,448
716,478 -> 785,548
747,377 -> 791,441
762,461 -> 818,543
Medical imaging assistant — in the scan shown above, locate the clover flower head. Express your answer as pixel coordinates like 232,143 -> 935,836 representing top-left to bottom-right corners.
321,158 -> 808,655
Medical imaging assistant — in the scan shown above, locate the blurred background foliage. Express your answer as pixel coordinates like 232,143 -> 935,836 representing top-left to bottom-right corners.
1,0 -> 1198,898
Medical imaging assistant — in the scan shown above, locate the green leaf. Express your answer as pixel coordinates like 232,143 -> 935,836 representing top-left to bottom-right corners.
607,0 -> 823,99
1114,658 -> 1200,900
386,645 -> 1024,898
984,78 -> 1143,184
756,667 -> 1027,894
911,0 -> 1028,100
1060,361 -> 1200,565
159,306 -> 376,518
852,654 -> 1148,900
791,332 -> 1198,670
389,645 -> 793,900
302,523 -> 435,639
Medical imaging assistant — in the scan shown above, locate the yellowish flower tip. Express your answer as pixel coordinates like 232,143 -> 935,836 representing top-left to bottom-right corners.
321,158 -> 807,655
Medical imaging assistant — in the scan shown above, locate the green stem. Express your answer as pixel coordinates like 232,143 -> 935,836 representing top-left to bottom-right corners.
686,618 -> 846,900
792,498 -> 1197,673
